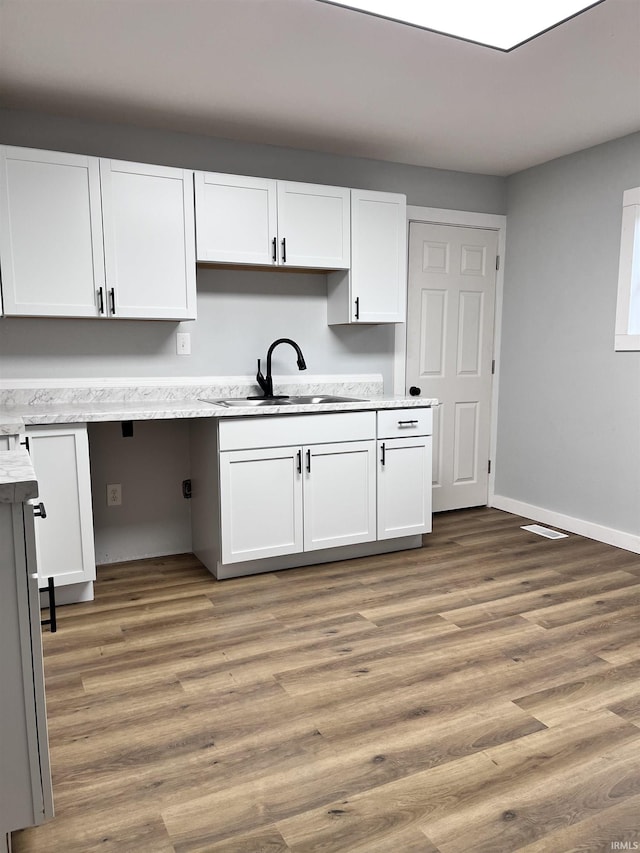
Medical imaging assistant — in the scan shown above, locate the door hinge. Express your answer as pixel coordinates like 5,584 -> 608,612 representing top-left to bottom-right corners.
496,255 -> 500,271
488,460 -> 492,474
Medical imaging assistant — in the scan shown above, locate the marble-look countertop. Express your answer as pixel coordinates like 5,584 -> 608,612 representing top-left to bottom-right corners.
0,449 -> 38,503
0,414 -> 25,436
0,376 -> 437,430
0,394 -> 437,428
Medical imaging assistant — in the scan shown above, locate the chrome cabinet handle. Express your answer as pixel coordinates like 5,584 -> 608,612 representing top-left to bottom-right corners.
281,237 -> 287,264
398,419 -> 419,427
109,287 -> 116,315
297,449 -> 302,474
380,442 -> 386,466
354,296 -> 360,320
306,449 -> 311,473
97,287 -> 105,315
272,237 -> 277,264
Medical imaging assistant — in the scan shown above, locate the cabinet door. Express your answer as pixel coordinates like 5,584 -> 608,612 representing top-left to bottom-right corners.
25,425 -> 96,587
277,182 -> 350,269
100,159 -> 196,320
327,190 -> 407,325
0,146 -> 104,318
378,436 -> 432,540
220,446 -> 303,563
303,440 -> 376,551
195,172 -> 278,265
351,189 -> 407,323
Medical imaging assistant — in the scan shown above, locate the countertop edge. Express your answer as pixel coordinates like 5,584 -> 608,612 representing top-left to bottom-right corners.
0,449 -> 38,503
1,396 -> 439,429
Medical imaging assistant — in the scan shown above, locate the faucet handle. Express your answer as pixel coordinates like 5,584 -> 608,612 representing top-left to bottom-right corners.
256,358 -> 268,393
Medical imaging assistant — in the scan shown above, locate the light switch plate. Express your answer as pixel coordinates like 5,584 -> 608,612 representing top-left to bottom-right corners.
176,332 -> 191,355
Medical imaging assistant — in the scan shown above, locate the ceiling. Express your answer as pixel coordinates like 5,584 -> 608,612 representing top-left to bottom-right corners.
0,0 -> 639,176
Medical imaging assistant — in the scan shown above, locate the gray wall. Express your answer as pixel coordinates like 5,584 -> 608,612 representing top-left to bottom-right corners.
495,132 -> 640,537
0,107 -> 505,390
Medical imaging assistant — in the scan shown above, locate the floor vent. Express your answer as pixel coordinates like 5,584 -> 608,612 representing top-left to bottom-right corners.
521,524 -> 568,540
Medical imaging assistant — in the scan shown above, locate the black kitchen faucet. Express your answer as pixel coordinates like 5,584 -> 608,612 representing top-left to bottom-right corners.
253,338 -> 307,398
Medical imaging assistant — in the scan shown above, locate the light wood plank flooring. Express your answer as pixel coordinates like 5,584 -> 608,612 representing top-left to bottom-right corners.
12,508 -> 640,853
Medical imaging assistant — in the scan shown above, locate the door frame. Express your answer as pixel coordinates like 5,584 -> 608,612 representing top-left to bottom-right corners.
394,206 -> 506,507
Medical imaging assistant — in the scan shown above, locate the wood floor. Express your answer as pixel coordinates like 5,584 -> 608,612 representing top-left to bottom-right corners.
12,508 -> 640,853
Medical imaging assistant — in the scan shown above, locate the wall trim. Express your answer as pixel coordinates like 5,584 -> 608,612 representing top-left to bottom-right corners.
491,494 -> 640,555
397,205 -> 507,508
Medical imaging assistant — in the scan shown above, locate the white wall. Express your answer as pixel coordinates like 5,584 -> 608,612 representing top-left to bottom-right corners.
494,132 -> 640,549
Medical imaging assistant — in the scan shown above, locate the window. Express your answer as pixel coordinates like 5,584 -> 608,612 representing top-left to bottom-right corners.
615,187 -> 640,351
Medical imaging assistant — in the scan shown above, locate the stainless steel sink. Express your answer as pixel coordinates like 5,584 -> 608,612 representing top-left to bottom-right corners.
286,395 -> 364,404
200,395 -> 364,408
200,398 -> 293,407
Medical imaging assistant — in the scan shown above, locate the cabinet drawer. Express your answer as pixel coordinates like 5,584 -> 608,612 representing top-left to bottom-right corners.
377,408 -> 432,438
218,411 -> 376,451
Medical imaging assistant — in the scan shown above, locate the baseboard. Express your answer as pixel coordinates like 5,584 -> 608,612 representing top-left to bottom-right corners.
491,495 -> 640,555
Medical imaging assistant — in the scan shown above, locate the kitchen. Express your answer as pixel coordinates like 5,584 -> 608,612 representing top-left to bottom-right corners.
1,0 -> 640,850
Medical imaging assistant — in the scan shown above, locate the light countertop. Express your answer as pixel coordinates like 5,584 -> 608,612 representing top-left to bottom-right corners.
0,449 -> 38,504
0,393 -> 437,429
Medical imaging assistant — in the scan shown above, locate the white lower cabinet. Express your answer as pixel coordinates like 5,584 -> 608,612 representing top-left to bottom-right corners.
0,498 -> 54,850
191,408 -> 432,579
303,440 -> 376,551
219,438 -> 376,563
23,424 -> 96,590
377,436 -> 432,539
377,408 -> 433,540
220,445 -> 303,564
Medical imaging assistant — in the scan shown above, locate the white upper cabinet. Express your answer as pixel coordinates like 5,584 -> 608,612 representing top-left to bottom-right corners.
194,173 -> 350,269
276,181 -> 350,269
0,146 -> 196,320
195,172 -> 278,265
328,189 -> 407,324
0,146 -> 105,317
100,159 -> 196,320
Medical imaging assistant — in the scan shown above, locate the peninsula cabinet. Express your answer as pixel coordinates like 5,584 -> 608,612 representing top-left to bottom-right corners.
194,171 -> 351,269
0,145 -> 196,320
327,189 -> 407,324
22,424 -> 96,595
1,495 -> 54,852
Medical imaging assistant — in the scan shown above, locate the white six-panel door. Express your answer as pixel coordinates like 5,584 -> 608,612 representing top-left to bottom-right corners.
406,222 -> 498,511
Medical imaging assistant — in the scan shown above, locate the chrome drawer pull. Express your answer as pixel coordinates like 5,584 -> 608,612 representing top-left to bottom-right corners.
398,419 -> 419,426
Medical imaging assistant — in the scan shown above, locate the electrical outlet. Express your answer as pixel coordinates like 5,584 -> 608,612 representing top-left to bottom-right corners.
106,484 -> 122,506
176,332 -> 191,355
